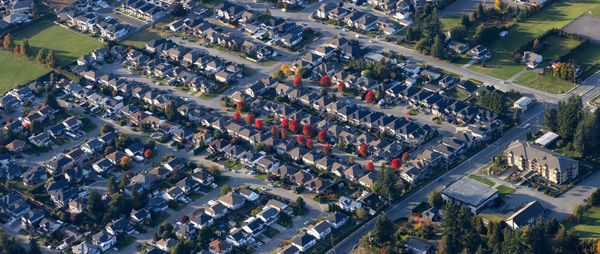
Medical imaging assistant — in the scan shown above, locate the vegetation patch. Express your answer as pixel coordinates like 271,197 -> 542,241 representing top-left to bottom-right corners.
468,175 -> 495,187
514,71 -> 576,94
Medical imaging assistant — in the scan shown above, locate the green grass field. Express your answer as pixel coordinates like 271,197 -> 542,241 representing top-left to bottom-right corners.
0,51 -> 50,94
514,71 -> 576,94
441,16 -> 462,32
495,185 -> 515,198
539,35 -> 582,63
571,43 -> 600,79
468,175 -> 495,187
470,0 -> 600,79
565,206 -> 600,238
12,19 -> 103,66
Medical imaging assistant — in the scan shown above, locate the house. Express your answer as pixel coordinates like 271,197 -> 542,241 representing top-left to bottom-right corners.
29,132 -> 51,147
146,196 -> 168,212
5,139 -> 25,153
92,230 -> 116,252
125,142 -> 144,157
163,186 -> 184,201
130,208 -> 151,223
279,245 -> 300,254
175,223 -> 197,239
164,157 -> 186,171
521,51 -> 542,68
227,228 -> 253,247
205,202 -> 228,218
93,158 -> 114,173
338,196 -> 361,212
44,156 -> 73,175
72,241 -> 101,254
21,209 -> 45,227
37,218 -> 63,235
68,198 -> 86,214
82,138 -> 104,154
358,171 -> 377,188
209,239 -> 233,254
256,207 -> 279,225
156,238 -> 177,252
237,187 -> 259,201
304,177 -> 333,193
63,116 -> 83,132
504,140 -> 578,184
291,233 -> 316,252
176,177 -> 200,193
218,192 -> 246,210
325,212 -> 348,229
242,217 -> 265,236
307,221 -> 331,240
191,213 -> 214,229
22,167 -> 47,186
191,169 -> 214,185
106,217 -> 134,235
404,237 -> 435,254
467,45 -> 491,62
505,200 -> 544,230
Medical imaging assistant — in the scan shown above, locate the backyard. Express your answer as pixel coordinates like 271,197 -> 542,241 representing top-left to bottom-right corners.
514,71 -> 576,94
121,16 -> 176,48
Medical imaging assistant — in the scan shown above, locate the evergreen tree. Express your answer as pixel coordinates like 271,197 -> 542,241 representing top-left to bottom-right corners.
461,14 -> 471,27
542,108 -> 558,132
431,35 -> 444,59
428,190 -> 444,209
437,234 -> 455,254
20,39 -> 31,57
86,190 -> 104,223
35,49 -> 46,63
372,213 -> 393,244
107,175 -> 118,194
28,237 -> 41,254
2,33 -> 13,50
557,95 -> 583,141
165,101 -> 179,121
46,50 -> 56,68
45,92 -> 59,109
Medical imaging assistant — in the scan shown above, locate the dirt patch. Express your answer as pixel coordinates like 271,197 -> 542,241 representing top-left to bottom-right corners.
562,14 -> 600,45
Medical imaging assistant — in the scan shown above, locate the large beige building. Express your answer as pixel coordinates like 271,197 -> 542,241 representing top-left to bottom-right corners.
504,140 -> 578,184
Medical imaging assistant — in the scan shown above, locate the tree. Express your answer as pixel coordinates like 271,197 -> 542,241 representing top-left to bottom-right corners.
255,119 -> 263,130
494,0 -> 502,9
303,124 -> 313,137
532,38 -> 542,52
140,122 -> 152,133
317,130 -> 327,143
366,91 -> 374,103
372,167 -> 399,200
477,91 -> 506,114
28,237 -> 41,254
101,123 -> 114,134
281,128 -> 287,138
402,152 -> 410,162
295,66 -> 307,77
233,111 -> 241,122
220,185 -> 231,195
323,144 -> 331,155
337,137 -> 345,150
46,50 -> 56,68
372,213 -> 393,244
573,204 -> 585,222
359,144 -> 368,157
297,135 -> 306,146
20,39 -> 31,57
271,125 -> 278,136
291,197 -> 305,214
120,156 -> 131,168
45,92 -> 59,109
428,191 -> 444,209
320,75 -> 331,86
165,102 -> 179,121
144,149 -> 152,159
281,117 -> 289,129
86,190 -> 104,222
437,235 -> 455,254
3,33 -> 13,50
13,45 -> 20,55
431,35 -> 444,58
474,24 -> 500,45
236,101 -> 245,112
272,69 -> 286,81
289,120 -> 299,133
590,188 -> 600,206
557,95 -> 583,141
366,161 -> 374,171
356,207 -> 368,220
293,76 -> 302,88
107,176 -> 118,194
543,108 -> 558,132
391,158 -> 402,169
29,120 -> 41,134
35,49 -> 46,63
170,2 -> 186,16
461,14 -> 471,27
306,138 -> 313,149
245,114 -> 255,126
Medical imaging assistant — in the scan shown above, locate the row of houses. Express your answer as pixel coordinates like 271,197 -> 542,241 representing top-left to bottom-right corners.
120,0 -> 168,22
315,3 -> 398,34
59,10 -> 132,41
0,0 -> 33,28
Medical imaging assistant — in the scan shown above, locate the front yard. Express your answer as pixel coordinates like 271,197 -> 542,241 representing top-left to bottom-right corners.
564,206 -> 600,238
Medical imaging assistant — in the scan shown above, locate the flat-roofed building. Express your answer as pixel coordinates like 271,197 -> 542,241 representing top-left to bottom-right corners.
441,177 -> 498,213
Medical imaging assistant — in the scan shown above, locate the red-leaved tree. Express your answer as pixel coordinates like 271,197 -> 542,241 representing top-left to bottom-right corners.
392,158 -> 402,169
289,120 -> 299,133
255,119 -> 263,130
233,111 -> 241,122
366,91 -> 374,104
366,161 -> 374,171
271,126 -> 278,136
236,101 -> 244,112
144,149 -> 152,159
402,152 -> 410,161
359,144 -> 368,157
320,75 -> 331,87
317,130 -> 327,143
281,128 -> 287,138
303,124 -> 314,137
306,139 -> 313,149
338,82 -> 345,93
282,117 -> 289,129
297,135 -> 306,146
246,114 -> 255,125
293,76 -> 302,88
323,144 -> 332,155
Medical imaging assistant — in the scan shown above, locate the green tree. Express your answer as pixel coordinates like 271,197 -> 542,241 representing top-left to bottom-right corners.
291,197 -> 306,215
573,204 -> 585,222
461,14 -> 471,27
590,188 -> 600,206
165,102 -> 179,121
557,95 -> 583,141
220,185 -> 231,195
431,35 -> 444,58
542,108 -> 558,132
28,237 -> 41,254
272,70 -> 285,81
477,91 -> 506,114
356,207 -> 368,221
437,234 -> 455,254
86,190 -> 104,223
46,50 -> 56,68
337,137 -> 345,150
35,49 -> 46,64
428,190 -> 444,209
107,176 -> 118,194
29,120 -> 41,134
372,213 -> 393,244
20,39 -> 31,57
101,123 -> 115,134
372,167 -> 400,200
45,92 -> 59,109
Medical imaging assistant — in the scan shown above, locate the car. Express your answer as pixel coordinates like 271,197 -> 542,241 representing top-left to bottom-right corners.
369,40 -> 373,43
113,247 -> 118,251
261,186 -> 267,191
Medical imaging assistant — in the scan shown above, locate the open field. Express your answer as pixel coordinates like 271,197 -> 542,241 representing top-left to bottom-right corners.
12,19 -> 103,66
441,16 -> 462,32
565,206 -> 600,238
121,16 -> 175,48
470,0 -> 600,79
0,51 -> 50,94
514,71 -> 576,94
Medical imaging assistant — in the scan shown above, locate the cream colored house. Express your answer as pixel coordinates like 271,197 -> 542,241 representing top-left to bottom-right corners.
504,140 -> 578,184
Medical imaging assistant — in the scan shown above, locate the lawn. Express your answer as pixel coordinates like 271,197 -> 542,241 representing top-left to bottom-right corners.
446,88 -> 469,101
0,50 -> 50,94
539,35 -> 582,63
514,71 -> 576,94
254,173 -> 267,181
470,0 -> 600,79
149,211 -> 170,227
495,185 -> 515,198
115,235 -> 137,250
121,16 -> 175,48
441,16 -> 462,32
12,19 -> 103,66
468,175 -> 495,187
571,43 -> 600,79
565,206 -> 600,238
263,226 -> 280,238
